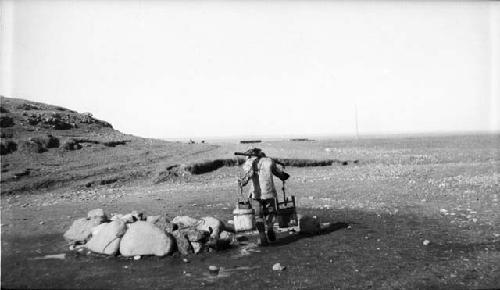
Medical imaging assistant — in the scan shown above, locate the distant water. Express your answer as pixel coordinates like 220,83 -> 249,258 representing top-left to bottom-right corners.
160,131 -> 499,144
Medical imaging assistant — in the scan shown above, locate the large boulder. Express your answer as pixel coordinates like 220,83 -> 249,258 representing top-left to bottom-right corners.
63,218 -> 102,245
197,216 -> 225,240
120,221 -> 175,257
172,230 -> 193,255
172,216 -> 200,228
180,228 -> 210,242
85,220 -> 126,255
153,215 -> 176,234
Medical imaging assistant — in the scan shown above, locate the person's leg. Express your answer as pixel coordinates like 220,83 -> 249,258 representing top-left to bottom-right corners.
251,199 -> 268,246
264,198 -> 277,241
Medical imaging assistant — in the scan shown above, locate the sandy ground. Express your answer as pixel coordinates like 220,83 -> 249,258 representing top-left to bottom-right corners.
1,135 -> 500,289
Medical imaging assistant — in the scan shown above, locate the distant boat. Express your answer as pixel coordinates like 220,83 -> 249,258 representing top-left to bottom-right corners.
240,140 -> 262,144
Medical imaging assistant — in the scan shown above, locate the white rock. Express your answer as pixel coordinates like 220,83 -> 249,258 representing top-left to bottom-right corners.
119,221 -> 174,257
85,220 -> 126,255
91,223 -> 107,236
146,215 -> 160,223
120,214 -> 136,223
272,263 -> 286,271
197,216 -> 225,240
172,216 -> 200,228
110,214 -> 123,221
190,241 -> 203,254
63,218 -> 102,244
134,255 -> 141,260
423,240 -> 430,246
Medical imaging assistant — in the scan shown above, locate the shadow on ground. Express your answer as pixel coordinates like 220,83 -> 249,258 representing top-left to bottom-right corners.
2,208 -> 499,289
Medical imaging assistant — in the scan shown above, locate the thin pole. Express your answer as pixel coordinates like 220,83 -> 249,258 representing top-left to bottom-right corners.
354,100 -> 359,140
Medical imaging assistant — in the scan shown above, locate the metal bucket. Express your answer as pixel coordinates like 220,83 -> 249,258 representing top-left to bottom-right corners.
233,207 -> 255,232
277,207 -> 295,228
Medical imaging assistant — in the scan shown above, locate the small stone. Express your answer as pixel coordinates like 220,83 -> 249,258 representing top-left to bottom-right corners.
472,218 -> 478,223
39,221 -> 44,225
134,255 -> 141,260
120,214 -> 136,223
347,225 -> 352,230
130,210 -> 144,221
209,265 -> 219,275
272,263 -> 286,271
183,258 -> 190,263
423,240 -> 430,246
191,241 -> 204,254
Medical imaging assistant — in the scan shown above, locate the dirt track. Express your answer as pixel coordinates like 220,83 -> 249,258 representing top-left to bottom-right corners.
1,134 -> 500,289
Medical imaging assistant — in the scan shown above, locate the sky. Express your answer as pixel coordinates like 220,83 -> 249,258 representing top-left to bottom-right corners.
1,0 -> 499,139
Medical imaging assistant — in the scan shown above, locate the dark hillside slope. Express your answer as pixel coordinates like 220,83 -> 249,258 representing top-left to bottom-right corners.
0,96 -> 217,194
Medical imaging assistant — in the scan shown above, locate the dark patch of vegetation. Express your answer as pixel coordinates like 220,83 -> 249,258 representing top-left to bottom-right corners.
274,158 -> 357,167
46,135 -> 60,148
289,138 -> 314,141
155,157 -> 356,182
85,178 -> 119,188
100,178 -> 118,185
0,140 -> 17,155
28,135 -> 60,152
22,140 -> 48,153
183,158 -> 245,174
62,139 -> 83,151
14,168 -> 31,179
0,105 -> 9,113
71,138 -> 100,144
154,165 -> 186,183
0,116 -> 14,127
103,140 -> 129,147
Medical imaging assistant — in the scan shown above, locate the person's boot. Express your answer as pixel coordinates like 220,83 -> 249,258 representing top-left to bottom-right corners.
266,228 -> 276,242
255,222 -> 268,246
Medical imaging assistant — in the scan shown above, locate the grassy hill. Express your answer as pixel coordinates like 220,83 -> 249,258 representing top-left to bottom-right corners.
0,96 -> 218,194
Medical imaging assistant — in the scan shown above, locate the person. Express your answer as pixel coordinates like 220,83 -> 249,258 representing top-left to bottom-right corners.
238,148 -> 290,246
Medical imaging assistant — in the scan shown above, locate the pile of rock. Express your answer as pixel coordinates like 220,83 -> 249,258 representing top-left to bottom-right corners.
63,209 -> 234,257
